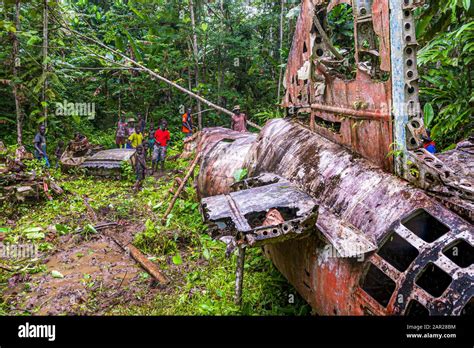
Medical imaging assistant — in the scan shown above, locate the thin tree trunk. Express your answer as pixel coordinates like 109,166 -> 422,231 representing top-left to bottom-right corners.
217,57 -> 223,106
42,0 -> 49,127
189,0 -> 202,129
118,94 -> 121,117
277,0 -> 285,103
217,0 -> 224,109
12,0 -> 22,145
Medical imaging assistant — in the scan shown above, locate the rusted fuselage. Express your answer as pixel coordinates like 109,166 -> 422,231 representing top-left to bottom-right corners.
197,119 -> 473,315
196,0 -> 473,315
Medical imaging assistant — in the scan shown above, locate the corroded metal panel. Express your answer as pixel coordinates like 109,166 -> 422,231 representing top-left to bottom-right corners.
316,206 -> 376,257
81,149 -> 136,177
196,128 -> 257,197
282,0 -> 393,171
201,176 -> 318,247
196,119 -> 473,315
83,149 -> 136,162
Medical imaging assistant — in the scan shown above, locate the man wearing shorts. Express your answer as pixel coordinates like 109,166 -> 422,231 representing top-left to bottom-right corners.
152,120 -> 171,173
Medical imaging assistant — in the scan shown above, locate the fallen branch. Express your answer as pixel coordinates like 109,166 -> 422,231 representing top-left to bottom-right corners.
82,197 -> 98,223
0,264 -> 14,272
110,236 -> 169,285
127,244 -> 169,284
51,13 -> 261,130
75,222 -> 118,234
94,222 -> 118,230
161,153 -> 202,224
117,270 -> 128,289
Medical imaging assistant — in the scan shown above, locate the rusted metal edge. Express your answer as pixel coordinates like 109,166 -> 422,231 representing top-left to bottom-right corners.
245,209 -> 318,247
310,103 -> 391,120
316,206 -> 377,257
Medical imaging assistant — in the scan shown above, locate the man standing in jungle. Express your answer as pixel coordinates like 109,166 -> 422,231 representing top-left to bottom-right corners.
153,120 -> 171,173
231,105 -> 248,133
182,107 -> 193,138
33,124 -> 50,168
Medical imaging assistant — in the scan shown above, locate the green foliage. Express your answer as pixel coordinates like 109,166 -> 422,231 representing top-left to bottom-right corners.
423,103 -> 435,127
121,161 -> 135,182
1,153 -> 309,316
1,1 -> 300,145
327,4 -> 354,47
417,1 -> 473,150
252,109 -> 282,125
233,168 -> 248,182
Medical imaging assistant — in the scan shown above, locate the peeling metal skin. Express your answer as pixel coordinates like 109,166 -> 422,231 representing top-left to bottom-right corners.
196,119 -> 473,315
81,149 -> 136,177
196,0 -> 473,316
196,128 -> 257,197
201,175 -> 318,247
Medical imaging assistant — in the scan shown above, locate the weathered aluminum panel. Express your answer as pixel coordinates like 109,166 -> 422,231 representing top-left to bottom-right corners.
81,149 -> 136,176
316,206 -> 377,257
202,180 -> 316,230
82,148 -> 136,163
436,136 -> 474,182
436,137 -> 474,182
201,175 -> 319,247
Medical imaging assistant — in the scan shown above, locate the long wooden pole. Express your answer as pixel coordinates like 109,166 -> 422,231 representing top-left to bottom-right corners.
161,153 -> 201,224
51,14 -> 262,130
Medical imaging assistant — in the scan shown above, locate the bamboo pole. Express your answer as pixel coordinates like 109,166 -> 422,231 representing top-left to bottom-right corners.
161,153 -> 201,224
51,14 -> 262,130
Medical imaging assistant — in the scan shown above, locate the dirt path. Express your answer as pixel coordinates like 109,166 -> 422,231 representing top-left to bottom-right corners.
4,223 -> 162,315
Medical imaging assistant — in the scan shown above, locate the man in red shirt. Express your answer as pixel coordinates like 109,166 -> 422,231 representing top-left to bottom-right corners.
153,120 -> 171,173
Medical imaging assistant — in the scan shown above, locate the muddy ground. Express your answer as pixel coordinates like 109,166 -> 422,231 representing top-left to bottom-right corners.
1,169 -> 192,315
3,222 -> 173,315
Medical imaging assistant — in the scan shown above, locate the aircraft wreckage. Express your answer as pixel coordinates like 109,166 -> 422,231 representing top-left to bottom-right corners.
195,0 -> 473,315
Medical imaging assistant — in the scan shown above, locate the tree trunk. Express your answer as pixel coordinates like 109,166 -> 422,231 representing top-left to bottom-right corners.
189,0 -> 202,129
42,0 -> 49,126
187,66 -> 193,106
277,0 -> 285,103
12,0 -> 22,145
217,0 -> 224,109
217,56 -> 223,106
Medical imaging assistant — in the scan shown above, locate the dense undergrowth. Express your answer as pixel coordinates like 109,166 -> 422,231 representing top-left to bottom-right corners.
0,141 -> 310,316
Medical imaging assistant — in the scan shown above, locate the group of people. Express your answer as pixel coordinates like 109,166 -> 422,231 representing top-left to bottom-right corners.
33,125 -> 88,169
32,104 -> 251,191
116,116 -> 171,191
122,106 -> 250,191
